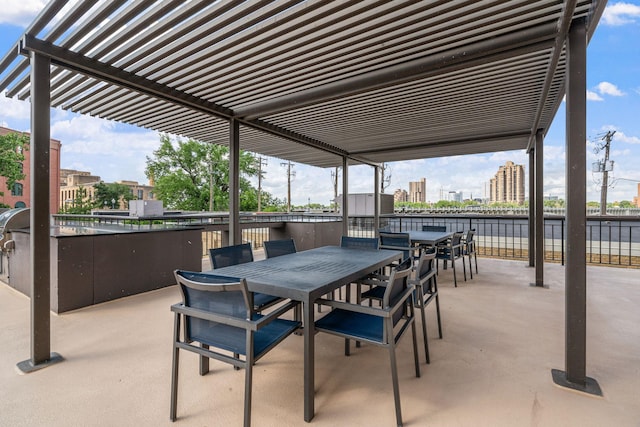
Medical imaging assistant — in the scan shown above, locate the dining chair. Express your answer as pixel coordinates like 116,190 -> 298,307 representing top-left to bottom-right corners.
410,249 -> 442,364
209,243 -> 283,312
435,232 -> 466,287
378,231 -> 417,264
170,270 -> 301,427
315,259 -> 420,427
340,235 -> 379,300
462,229 -> 478,279
263,238 -> 297,259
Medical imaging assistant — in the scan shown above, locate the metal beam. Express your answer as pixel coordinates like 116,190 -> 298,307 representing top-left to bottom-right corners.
551,17 -> 601,396
235,24 -> 558,119
526,1 -> 578,152
19,34 -> 234,119
17,35 -> 375,167
17,52 -> 63,373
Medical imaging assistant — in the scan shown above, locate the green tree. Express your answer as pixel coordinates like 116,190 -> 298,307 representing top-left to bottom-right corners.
93,182 -> 134,209
62,186 -> 93,214
0,132 -> 29,202
145,135 -> 271,211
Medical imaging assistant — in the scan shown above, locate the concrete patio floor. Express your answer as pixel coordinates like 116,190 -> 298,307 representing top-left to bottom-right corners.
1,257 -> 639,427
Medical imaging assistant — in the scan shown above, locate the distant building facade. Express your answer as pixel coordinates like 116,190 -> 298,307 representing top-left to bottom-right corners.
634,183 -> 640,208
409,178 -> 426,203
490,161 -> 525,205
393,188 -> 408,203
0,126 -> 61,214
59,170 -> 154,211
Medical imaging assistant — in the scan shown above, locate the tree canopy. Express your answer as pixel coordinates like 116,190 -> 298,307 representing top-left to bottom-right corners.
93,182 -> 134,210
0,132 -> 29,202
145,135 -> 279,211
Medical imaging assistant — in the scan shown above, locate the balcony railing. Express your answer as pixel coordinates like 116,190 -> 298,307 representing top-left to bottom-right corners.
52,213 -> 640,267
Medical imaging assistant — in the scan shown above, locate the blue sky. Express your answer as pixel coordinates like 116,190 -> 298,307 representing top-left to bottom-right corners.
1,1 -> 639,206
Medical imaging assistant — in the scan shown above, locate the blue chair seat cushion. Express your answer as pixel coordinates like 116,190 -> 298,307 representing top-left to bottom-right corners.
254,292 -> 282,310
361,285 -> 386,301
315,309 -> 384,343
190,316 -> 299,359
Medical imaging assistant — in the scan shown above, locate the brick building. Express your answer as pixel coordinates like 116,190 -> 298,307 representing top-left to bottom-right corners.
0,126 -> 61,214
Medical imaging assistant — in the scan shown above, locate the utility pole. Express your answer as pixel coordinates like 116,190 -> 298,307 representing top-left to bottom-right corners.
256,156 -> 267,212
280,160 -> 295,213
595,130 -> 615,215
331,167 -> 339,212
380,163 -> 391,193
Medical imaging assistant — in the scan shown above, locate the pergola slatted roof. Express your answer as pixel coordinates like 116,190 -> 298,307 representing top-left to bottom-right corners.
0,0 -> 604,169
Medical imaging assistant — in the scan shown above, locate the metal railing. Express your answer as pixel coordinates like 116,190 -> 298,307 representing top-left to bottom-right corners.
52,213 -> 640,267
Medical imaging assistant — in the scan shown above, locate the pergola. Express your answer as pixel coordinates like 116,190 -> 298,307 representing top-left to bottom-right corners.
0,0 -> 606,417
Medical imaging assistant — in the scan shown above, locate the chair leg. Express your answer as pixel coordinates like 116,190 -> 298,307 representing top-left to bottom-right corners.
200,344 -> 210,374
410,305 -> 421,378
418,291 -> 430,364
388,333 -> 403,427
244,337 -> 254,427
451,256 -> 457,287
467,253 -> 473,279
462,254 -> 467,281
474,252 -> 478,274
170,315 -> 180,421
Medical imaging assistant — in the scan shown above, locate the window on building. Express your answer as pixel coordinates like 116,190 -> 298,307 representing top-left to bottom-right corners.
148,191 -> 154,199
137,189 -> 144,199
11,183 -> 23,196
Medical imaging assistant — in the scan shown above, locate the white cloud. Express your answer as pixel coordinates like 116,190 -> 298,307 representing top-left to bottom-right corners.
0,0 -> 46,27
587,90 -> 604,101
602,2 -> 640,26
614,130 -> 640,144
50,114 -> 160,184
596,81 -> 625,96
0,96 -> 30,121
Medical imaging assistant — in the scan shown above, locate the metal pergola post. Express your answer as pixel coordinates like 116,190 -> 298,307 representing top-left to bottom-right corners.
229,118 -> 241,245
534,130 -> 545,287
551,17 -> 601,395
528,147 -> 535,267
17,51 -> 63,373
374,165 -> 380,233
342,157 -> 349,237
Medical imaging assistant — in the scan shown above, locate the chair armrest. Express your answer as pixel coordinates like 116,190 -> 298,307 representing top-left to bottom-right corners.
172,303 -> 250,329
172,300 -> 300,332
253,300 -> 300,330
315,298 -> 388,317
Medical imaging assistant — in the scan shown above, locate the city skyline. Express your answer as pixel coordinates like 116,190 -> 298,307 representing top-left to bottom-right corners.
1,2 -> 640,206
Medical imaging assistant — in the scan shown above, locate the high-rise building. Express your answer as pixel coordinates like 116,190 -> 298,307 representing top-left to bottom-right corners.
409,178 -> 426,203
393,188 -> 408,202
633,183 -> 640,208
490,161 -> 525,204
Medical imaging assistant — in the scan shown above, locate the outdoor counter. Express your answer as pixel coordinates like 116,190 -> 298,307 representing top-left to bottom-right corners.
5,224 -> 202,313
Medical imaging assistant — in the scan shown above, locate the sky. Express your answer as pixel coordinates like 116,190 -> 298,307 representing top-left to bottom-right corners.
1,1 -> 640,206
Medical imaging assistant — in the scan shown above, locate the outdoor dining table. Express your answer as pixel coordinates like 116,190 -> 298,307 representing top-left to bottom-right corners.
202,245 -> 402,422
407,230 -> 453,247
